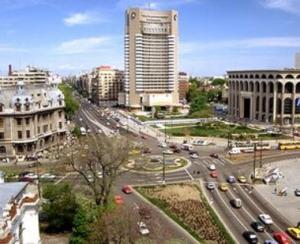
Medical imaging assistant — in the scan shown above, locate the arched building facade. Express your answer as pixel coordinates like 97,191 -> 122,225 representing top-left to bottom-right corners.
227,70 -> 300,126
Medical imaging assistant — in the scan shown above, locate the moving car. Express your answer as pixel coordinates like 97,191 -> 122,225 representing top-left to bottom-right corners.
264,240 -> 279,244
238,175 -> 247,183
193,140 -> 208,146
251,221 -> 265,232
137,221 -> 150,235
159,142 -> 168,148
210,153 -> 219,159
163,150 -> 173,155
287,227 -> 300,240
230,198 -> 242,208
259,213 -> 273,225
208,164 -> 216,171
227,175 -> 236,184
219,183 -> 229,192
206,182 -> 215,190
210,171 -> 218,178
243,231 -> 258,243
273,231 -> 291,244
40,173 -> 56,181
122,185 -> 133,194
190,153 -> 199,159
294,188 -> 300,196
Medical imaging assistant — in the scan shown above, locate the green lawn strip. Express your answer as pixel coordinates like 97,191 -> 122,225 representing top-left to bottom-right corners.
194,185 -> 236,244
135,186 -> 204,243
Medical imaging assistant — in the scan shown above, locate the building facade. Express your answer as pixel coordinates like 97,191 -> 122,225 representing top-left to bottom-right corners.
123,8 -> 180,111
0,81 -> 66,159
0,182 -> 40,244
91,66 -> 124,105
0,66 -> 50,87
227,70 -> 300,126
178,72 -> 189,102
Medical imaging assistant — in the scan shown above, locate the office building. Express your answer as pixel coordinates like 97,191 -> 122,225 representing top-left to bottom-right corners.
0,66 -> 50,87
227,69 -> 300,126
91,66 -> 124,105
0,182 -> 40,244
123,8 -> 180,111
0,81 -> 66,159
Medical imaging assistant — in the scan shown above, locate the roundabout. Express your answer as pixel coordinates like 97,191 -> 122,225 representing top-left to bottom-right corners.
125,155 -> 190,173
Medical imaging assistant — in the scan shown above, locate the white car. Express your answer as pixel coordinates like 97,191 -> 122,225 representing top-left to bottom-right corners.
159,142 -> 168,148
208,164 -> 216,171
193,140 -> 208,146
163,150 -> 173,155
40,173 -> 56,180
190,153 -> 199,159
137,221 -> 150,235
25,173 -> 38,180
258,214 -> 273,225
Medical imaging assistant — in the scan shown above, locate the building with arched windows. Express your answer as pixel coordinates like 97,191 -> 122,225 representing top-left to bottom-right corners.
227,69 -> 300,126
0,81 -> 66,159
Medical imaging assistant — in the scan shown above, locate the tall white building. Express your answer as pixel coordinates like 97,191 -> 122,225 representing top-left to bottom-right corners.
123,8 -> 180,111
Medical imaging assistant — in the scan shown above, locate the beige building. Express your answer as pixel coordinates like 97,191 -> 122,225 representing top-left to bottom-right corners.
122,8 -> 180,111
0,65 -> 50,87
91,66 -> 124,105
227,69 -> 300,126
0,81 -> 66,159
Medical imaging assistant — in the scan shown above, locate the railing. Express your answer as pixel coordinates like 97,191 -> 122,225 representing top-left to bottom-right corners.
143,117 -> 217,125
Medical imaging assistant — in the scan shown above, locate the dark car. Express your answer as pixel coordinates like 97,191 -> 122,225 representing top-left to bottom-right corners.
251,221 -> 265,232
295,188 -> 300,196
210,153 -> 219,159
173,148 -> 181,153
243,231 -> 258,243
169,144 -> 177,149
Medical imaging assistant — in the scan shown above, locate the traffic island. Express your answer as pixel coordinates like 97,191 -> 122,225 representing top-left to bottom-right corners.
124,156 -> 190,173
135,183 -> 235,244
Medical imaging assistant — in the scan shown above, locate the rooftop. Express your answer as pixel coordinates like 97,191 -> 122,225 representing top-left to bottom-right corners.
0,182 -> 27,217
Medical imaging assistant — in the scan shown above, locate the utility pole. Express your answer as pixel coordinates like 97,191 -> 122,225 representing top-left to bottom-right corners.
259,139 -> 263,168
162,120 -> 166,185
253,143 -> 257,180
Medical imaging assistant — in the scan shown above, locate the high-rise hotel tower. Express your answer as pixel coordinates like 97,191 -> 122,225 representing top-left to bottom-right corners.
123,8 -> 180,110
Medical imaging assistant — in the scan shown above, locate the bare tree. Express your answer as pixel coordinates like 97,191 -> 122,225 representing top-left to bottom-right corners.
68,134 -> 130,206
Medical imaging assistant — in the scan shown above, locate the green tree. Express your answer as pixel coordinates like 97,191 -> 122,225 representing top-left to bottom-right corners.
186,83 -> 199,102
43,184 -> 78,233
72,126 -> 81,138
212,78 -> 226,86
58,83 -> 79,119
190,94 -> 207,114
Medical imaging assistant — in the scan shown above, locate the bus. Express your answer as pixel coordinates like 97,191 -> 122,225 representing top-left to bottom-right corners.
278,141 -> 300,150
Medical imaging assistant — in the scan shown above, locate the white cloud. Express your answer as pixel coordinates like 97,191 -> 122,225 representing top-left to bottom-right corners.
55,36 -> 112,54
261,0 -> 300,14
180,37 -> 300,55
64,12 -> 103,26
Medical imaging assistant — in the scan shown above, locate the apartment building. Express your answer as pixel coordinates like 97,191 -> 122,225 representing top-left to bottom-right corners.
178,72 -> 189,101
0,81 -> 66,159
122,8 -> 180,111
0,182 -> 40,244
227,69 -> 300,126
91,66 -> 124,105
0,66 -> 50,87
77,72 -> 94,98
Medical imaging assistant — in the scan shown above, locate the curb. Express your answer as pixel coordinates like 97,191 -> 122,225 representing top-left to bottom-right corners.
198,179 -> 238,244
133,188 -> 200,244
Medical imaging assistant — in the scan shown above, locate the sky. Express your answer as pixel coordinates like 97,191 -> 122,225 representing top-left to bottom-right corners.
0,0 -> 300,76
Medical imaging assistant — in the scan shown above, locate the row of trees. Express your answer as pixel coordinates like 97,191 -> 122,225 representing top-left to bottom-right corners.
58,83 -> 79,119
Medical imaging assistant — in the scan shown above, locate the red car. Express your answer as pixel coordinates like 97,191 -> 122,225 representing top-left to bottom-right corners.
210,153 -> 219,159
114,195 -> 124,205
122,185 -> 133,194
210,171 -> 218,178
273,231 -> 291,244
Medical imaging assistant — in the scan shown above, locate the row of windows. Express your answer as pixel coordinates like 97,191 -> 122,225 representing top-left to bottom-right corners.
228,73 -> 300,79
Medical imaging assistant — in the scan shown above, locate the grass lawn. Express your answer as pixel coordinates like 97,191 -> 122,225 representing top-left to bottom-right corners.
164,121 -> 259,138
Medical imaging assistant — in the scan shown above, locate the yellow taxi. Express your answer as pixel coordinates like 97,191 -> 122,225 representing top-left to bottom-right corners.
287,227 -> 300,240
238,176 -> 247,183
219,183 -> 229,192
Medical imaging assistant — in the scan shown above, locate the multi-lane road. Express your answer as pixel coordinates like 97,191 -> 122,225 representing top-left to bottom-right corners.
73,97 -> 300,244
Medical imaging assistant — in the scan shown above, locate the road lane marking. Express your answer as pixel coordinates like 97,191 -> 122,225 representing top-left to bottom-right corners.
184,168 -> 194,180
236,184 -> 296,244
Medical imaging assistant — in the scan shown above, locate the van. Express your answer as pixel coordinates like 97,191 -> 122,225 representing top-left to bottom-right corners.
229,148 -> 241,155
230,198 -> 242,208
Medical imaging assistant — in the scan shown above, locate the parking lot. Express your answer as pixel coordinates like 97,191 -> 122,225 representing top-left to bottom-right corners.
255,158 -> 300,226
